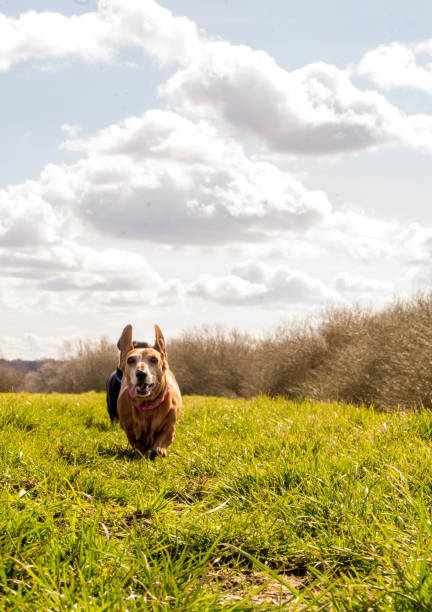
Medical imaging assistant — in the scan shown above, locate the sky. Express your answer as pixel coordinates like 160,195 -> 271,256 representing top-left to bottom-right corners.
1,0 -> 432,359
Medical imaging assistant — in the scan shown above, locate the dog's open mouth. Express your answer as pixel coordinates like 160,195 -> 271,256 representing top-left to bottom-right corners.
129,383 -> 155,399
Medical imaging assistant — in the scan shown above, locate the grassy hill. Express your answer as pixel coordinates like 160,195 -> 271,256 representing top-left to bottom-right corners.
1,393 -> 432,610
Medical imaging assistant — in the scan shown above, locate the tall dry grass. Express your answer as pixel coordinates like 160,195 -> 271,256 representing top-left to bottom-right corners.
17,293 -> 432,410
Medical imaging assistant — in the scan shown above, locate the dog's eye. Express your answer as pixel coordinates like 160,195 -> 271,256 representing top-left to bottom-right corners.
127,357 -> 135,365
150,356 -> 158,364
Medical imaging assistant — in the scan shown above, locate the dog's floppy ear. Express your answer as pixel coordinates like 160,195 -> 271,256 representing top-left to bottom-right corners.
118,324 -> 134,369
154,324 -> 167,358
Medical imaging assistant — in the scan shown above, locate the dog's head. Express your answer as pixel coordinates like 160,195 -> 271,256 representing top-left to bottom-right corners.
118,324 -> 168,400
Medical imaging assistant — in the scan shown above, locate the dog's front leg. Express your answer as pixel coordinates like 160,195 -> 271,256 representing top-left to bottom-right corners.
123,428 -> 136,448
153,412 -> 177,457
124,428 -> 147,455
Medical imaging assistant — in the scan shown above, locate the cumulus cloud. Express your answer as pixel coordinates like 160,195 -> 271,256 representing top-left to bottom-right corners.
0,239 -> 185,317
161,41 -> 432,155
3,2 -> 432,156
189,261 -> 337,306
41,110 -> 334,244
356,41 -> 432,95
0,182 -> 65,247
188,273 -> 265,305
2,0 -> 432,328
1,101 -> 431,319
0,10 -> 112,70
103,0 -> 199,65
0,0 -> 199,71
188,262 -> 401,309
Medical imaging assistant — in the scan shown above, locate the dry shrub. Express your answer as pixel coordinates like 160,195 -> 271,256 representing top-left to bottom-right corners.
322,296 -> 432,410
259,321 -> 327,399
0,363 -> 23,391
308,305 -> 379,403
277,296 -> 432,410
168,326 -> 261,398
374,297 -> 432,409
242,295 -> 432,410
30,338 -> 117,393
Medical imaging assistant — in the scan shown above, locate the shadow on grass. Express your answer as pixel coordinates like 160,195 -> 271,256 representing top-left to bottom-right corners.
97,445 -> 163,462
84,417 -> 112,432
97,445 -> 142,461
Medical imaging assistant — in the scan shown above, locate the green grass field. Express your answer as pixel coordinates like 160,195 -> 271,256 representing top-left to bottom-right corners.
2,393 -> 432,610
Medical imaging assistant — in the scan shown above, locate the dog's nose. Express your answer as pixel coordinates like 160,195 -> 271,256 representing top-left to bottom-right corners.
136,369 -> 148,381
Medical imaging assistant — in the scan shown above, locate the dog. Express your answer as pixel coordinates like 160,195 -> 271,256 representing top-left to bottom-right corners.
116,323 -> 182,457
106,340 -> 150,423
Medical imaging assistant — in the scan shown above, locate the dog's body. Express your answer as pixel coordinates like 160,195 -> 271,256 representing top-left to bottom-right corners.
116,324 -> 181,457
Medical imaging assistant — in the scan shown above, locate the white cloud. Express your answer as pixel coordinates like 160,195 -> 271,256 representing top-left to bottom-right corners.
3,2 -> 432,157
0,239 -> 185,318
102,0 -> 199,66
1,102 -> 431,319
334,273 -> 394,295
313,207 -> 400,261
43,110 -> 334,244
188,273 -> 265,304
188,261 -> 402,310
0,332 -> 79,360
61,123 -> 82,139
416,40 -> 432,56
2,1 -> 432,329
0,10 -> 114,70
161,41 -> 432,155
0,182 -> 65,247
0,0 -> 199,71
356,41 -> 432,95
189,261 -> 337,306
312,208 -> 432,266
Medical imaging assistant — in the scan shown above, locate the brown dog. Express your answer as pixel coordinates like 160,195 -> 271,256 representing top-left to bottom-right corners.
117,324 -> 181,457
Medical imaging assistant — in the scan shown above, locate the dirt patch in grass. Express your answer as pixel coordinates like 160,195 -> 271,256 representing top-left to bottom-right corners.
208,569 -> 307,607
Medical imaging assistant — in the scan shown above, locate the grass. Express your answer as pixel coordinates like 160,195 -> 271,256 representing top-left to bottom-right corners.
1,393 -> 432,610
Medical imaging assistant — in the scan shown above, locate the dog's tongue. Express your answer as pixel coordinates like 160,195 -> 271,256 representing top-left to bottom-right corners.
129,385 -> 137,399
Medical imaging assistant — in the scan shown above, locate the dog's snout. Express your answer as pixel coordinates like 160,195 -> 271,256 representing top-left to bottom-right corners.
136,369 -> 148,381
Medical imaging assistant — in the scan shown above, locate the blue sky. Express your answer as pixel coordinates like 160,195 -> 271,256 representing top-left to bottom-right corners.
1,0 -> 432,358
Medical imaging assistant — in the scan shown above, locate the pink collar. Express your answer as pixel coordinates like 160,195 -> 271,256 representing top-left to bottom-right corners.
131,384 -> 170,412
